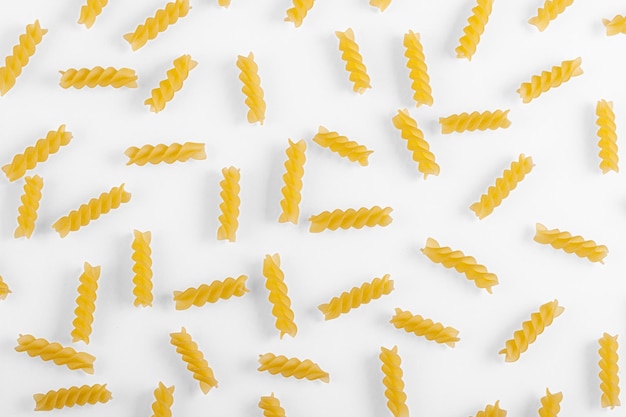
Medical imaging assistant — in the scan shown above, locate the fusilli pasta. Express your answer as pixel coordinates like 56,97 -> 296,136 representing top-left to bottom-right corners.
258,353 -> 329,382
318,274 -> 394,320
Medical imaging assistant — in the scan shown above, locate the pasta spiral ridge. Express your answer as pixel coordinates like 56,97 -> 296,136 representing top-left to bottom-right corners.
390,307 -> 460,347
263,254 -> 297,338
455,0 -> 493,60
336,28 -> 371,94
145,54 -> 197,113
170,327 -> 218,394
15,334 -> 95,374
258,353 -> 329,382
534,223 -> 608,263
439,110 -> 511,134
123,0 -> 190,51
33,384 -> 111,411
285,0 -> 315,27
125,142 -> 206,166
217,166 -> 241,241
528,0 -> 573,32
78,0 -> 109,28
279,139 -> 306,224
538,388 -> 562,417
499,299 -> 564,362
0,20 -> 47,96
71,262 -> 101,344
473,401 -> 507,417
15,175 -> 43,239
596,100 -> 618,173
392,109 -> 439,178
404,30 -> 433,107
132,230 -> 153,307
237,52 -> 266,124
0,276 -> 10,300
259,393 -> 286,417
151,382 -> 174,417
309,206 -> 393,233
517,57 -> 583,103
60,67 -> 137,88
599,332 -> 620,409
318,274 -> 394,320
380,346 -> 409,417
603,16 -> 626,36
313,126 -> 373,166
370,0 -> 392,12
173,275 -> 249,310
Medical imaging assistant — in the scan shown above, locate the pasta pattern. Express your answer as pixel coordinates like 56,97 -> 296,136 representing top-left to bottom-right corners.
14,175 -> 43,239
538,388 -> 562,417
15,334 -> 95,374
173,275 -> 249,310
2,124 -> 73,182
455,0 -> 494,60
125,142 -> 206,165
170,327 -> 218,394
370,0 -> 392,12
285,0 -> 315,27
217,166 -> 241,242
0,20 -> 47,96
336,28 -> 371,94
151,382 -> 174,417
78,0 -> 109,28
404,30 -> 433,107
145,54 -> 197,113
528,0 -> 574,32
318,274 -> 394,320
259,393 -> 286,417
33,384 -> 111,411
59,67 -> 137,88
237,52 -> 266,124
439,110 -> 511,134
603,16 -> 626,36
263,254 -> 297,338
517,57 -> 583,103
392,109 -> 440,177
380,345 -> 409,417
534,223 -> 608,263
390,307 -> 460,347
0,276 -> 10,300
279,139 -> 306,224
71,262 -> 102,344
309,206 -> 393,232
132,230 -> 153,307
313,126 -> 373,166
499,299 -> 564,362
123,0 -> 190,51
421,238 -> 498,293
599,332 -> 620,409
258,353 -> 329,382
473,401 -> 507,417
596,99 -> 618,173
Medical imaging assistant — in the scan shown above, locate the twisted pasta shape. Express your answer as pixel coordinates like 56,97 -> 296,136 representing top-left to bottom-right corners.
279,139 -> 306,224
285,0 -> 315,27
259,393 -> 286,417
237,52 -> 266,124
59,67 -> 137,89
421,237 -> 498,293
145,54 -> 197,113
258,353 -> 329,382
392,109 -> 440,178
0,275 -> 10,300
370,0 -> 392,12
534,223 -> 608,263
14,175 -> 43,239
151,382 -> 174,417
473,401 -> 507,417
132,230 -> 153,307
0,20 -> 47,96
603,16 -> 626,36
439,110 -> 511,134
336,28 -> 371,94
599,332 -> 620,409
125,142 -> 206,165
218,0 -> 231,6
2,124 -> 73,182
518,57 -> 583,103
33,384 -> 111,411
217,166 -> 241,242
78,0 -> 109,28
313,126 -> 373,166
71,262 -> 101,344
499,299 -> 564,362
470,154 -> 534,219
309,206 -> 393,233
404,30 -> 433,107
380,345 -> 409,417
390,308 -> 460,347
52,184 -> 132,238
318,274 -> 394,320
455,0 -> 493,60
538,388 -> 562,417
170,327 -> 218,394
596,100 -> 618,173
173,275 -> 249,310
263,253 -> 297,338
528,0 -> 574,32
15,334 -> 95,374
124,0 -> 190,51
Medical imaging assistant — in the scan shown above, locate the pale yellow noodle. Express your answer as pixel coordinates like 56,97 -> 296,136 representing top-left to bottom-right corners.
392,109 -> 439,177
336,28 -> 371,93
390,307 -> 460,347
263,254 -> 297,338
132,230 -> 153,307
528,0 -> 574,32
259,393 -> 286,417
370,0 -> 392,12
78,0 -> 109,28
285,0 -> 315,27
599,332 -> 620,409
145,54 -> 197,113
534,223 -> 608,263
318,274 -> 393,320
455,0 -> 493,60
596,100 -> 618,173
173,275 -> 249,310
603,15 -> 626,36
309,206 -> 393,232
538,388 -> 562,417
380,345 -> 409,417
125,142 -> 206,165
279,139 -> 306,223
473,401 -> 507,417
0,20 -> 47,96
170,327 -> 218,394
217,166 -> 241,242
15,334 -> 95,374
14,175 -> 43,239
258,353 -> 329,382
71,262 -> 102,344
404,30 -> 433,107
237,52 -> 266,124
313,126 -> 373,166
123,0 -> 190,51
151,382 -> 174,417
439,110 -> 511,134
33,384 -> 111,411
517,58 -> 582,103
59,67 -> 137,88
0,276 -> 10,300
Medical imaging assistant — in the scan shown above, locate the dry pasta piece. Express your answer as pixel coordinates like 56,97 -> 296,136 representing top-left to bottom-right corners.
71,262 -> 101,344
599,332 -> 620,409
145,55 -> 197,113
313,126 -> 373,166
528,0 -> 573,32
309,206 -> 392,232
473,401 -> 507,417
603,16 -> 626,36
14,175 -> 43,239
380,345 -> 409,417
499,299 -> 564,362
123,0 -> 190,51
217,166 -> 241,242
455,0 -> 494,60
370,0 -> 392,12
259,393 -> 286,417
390,308 -> 460,347
279,139 -> 306,223
132,230 -> 153,307
170,327 -> 218,394
534,223 -> 608,263
78,0 -> 109,28
59,67 -> 137,88
318,274 -> 393,320
125,142 -> 205,165
285,0 -> 315,27
392,109 -> 439,178
518,57 -> 582,103
538,388 -> 562,417
237,52 -> 266,124
0,20 -> 47,96
218,0 -> 231,6
258,353 -> 329,382
263,254 -> 297,338
403,30 -> 433,107
15,334 -> 95,374
33,384 -> 111,411
439,110 -> 511,134
151,382 -> 174,417
596,100 -> 618,173
0,276 -> 11,300
421,238 -> 498,293
336,28 -> 371,94
173,275 -> 249,310
470,154 -> 534,219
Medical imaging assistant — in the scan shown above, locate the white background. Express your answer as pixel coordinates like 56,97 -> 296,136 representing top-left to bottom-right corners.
0,0 -> 625,415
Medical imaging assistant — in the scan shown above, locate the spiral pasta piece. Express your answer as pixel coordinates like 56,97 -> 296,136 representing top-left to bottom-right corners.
318,274 -> 394,320
258,353 -> 329,382
421,237 -> 498,293
15,334 -> 95,374
145,54 -> 197,113
3,125 -> 73,182
170,327 -> 218,394
237,52 -> 266,124
132,230 -> 153,307
313,126 -> 373,166
528,0 -> 573,32
370,0 -> 392,12
217,166 -> 241,242
279,139 -> 306,224
124,0 -> 190,51
0,276 -> 10,300
518,57 -> 582,103
470,154 -> 534,219
499,299 -> 564,362
336,28 -> 371,94
33,384 -> 111,411
0,20 -> 47,96
538,388 -> 562,417
263,253 -> 297,338
380,345 -> 409,417
534,223 -> 608,263
59,67 -> 137,89
309,206 -> 393,233
439,110 -> 511,134
599,332 -> 620,409
392,109 -> 439,178
596,100 -> 618,173
259,393 -> 286,417
14,175 -> 43,239
473,401 -> 507,417
390,308 -> 460,347
285,0 -> 315,27
455,0 -> 493,60
218,0 -> 231,6
603,16 -> 626,36
71,262 -> 101,344
78,0 -> 109,28
173,275 -> 249,310
404,30 -> 433,107
125,142 -> 205,166
151,382 -> 174,417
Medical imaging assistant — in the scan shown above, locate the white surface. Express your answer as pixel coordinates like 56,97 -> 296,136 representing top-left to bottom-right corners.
0,0 -> 625,415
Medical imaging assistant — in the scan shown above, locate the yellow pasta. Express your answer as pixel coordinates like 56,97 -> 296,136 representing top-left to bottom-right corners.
15,334 -> 95,374
370,0 -> 392,12
313,126 -> 373,166
132,230 -> 153,307
258,353 -> 329,382
534,223 -> 608,263
218,0 -> 231,6
52,184 -> 131,238
318,274 -> 394,320
596,99 -> 618,173
421,238 -> 498,293
0,20 -> 47,96
538,388 -> 562,417
285,0 -> 315,27
2,124 -> 73,182
263,254 -> 297,338
499,299 -> 564,362
0,276 -> 10,300
390,307 -> 460,347
59,67 -> 137,89
33,384 -> 111,411
309,206 -> 393,232
599,332 -> 620,409
518,57 -> 582,103
336,28 -> 371,94
14,175 -> 43,239
473,401 -> 507,417
470,154 -> 534,219
151,382 -> 174,417
439,110 -> 511,134
217,166 -> 241,242
125,142 -> 206,166
123,0 -> 190,51
71,262 -> 101,344
455,0 -> 493,60
237,52 -> 266,124
603,16 -> 626,36
392,109 -> 439,178
279,139 -> 306,224
528,0 -> 574,32
78,0 -> 109,28
170,327 -> 218,394
145,54 -> 197,113
380,345 -> 409,417
259,393 -> 286,417
403,30 -> 433,107
173,275 -> 249,310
